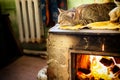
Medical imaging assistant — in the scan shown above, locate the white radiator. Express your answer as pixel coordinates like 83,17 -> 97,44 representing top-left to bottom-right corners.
15,0 -> 44,43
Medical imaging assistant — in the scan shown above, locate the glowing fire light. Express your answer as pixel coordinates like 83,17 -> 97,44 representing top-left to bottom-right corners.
76,55 -> 120,80
90,56 -> 114,79
102,44 -> 105,51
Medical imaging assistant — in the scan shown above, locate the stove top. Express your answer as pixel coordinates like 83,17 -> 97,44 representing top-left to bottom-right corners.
49,24 -> 120,36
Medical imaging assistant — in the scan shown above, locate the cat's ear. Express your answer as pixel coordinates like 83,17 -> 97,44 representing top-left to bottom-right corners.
58,8 -> 65,13
67,8 -> 76,19
68,10 -> 78,19
67,12 -> 76,19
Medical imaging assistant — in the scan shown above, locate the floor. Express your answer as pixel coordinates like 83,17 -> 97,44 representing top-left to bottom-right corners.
0,55 -> 47,80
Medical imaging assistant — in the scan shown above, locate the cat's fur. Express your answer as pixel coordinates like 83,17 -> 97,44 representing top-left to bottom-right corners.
109,0 -> 120,23
58,2 -> 116,26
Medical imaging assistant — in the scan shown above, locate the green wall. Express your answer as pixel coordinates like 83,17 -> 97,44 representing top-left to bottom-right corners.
67,0 -> 94,9
0,0 -> 19,38
67,0 -> 114,9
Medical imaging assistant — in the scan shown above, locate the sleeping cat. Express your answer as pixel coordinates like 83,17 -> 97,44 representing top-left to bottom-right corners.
58,2 -> 116,26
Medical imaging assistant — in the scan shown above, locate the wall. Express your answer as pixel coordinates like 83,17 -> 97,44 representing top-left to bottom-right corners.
67,0 -> 114,9
0,0 -> 19,38
0,7 -> 22,68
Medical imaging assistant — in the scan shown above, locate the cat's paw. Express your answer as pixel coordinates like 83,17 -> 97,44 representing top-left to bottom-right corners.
109,7 -> 120,22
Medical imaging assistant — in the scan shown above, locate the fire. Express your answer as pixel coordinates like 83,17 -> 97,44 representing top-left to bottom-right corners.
76,55 -> 120,80
102,44 -> 105,51
90,56 -> 114,79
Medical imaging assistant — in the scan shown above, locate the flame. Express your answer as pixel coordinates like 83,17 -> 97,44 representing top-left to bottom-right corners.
90,56 -> 114,79
102,44 -> 105,51
76,55 -> 120,80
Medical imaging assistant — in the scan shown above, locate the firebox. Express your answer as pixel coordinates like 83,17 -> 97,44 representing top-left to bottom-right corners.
70,50 -> 120,80
47,25 -> 120,80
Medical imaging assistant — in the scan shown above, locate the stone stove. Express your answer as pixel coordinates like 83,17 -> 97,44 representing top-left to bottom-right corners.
47,24 -> 120,80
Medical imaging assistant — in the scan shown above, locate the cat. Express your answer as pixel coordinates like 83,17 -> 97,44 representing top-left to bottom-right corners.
58,2 -> 116,26
109,0 -> 120,23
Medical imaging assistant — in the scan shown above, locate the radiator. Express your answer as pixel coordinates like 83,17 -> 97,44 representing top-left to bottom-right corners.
15,0 -> 44,43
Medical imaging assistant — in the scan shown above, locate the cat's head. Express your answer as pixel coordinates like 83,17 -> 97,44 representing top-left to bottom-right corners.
57,8 -> 79,26
114,0 -> 120,7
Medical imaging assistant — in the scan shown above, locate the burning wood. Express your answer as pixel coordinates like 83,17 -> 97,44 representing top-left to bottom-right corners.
110,65 -> 120,74
100,57 -> 115,67
76,55 -> 120,80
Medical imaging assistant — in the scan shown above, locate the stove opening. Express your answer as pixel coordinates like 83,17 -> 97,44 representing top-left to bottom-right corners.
70,50 -> 120,80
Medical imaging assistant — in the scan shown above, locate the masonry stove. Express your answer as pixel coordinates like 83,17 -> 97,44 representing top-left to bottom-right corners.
47,24 -> 120,80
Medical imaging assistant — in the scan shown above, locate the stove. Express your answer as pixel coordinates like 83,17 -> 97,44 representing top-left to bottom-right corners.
47,24 -> 120,80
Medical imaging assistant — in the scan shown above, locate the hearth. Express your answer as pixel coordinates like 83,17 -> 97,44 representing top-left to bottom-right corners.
47,24 -> 120,80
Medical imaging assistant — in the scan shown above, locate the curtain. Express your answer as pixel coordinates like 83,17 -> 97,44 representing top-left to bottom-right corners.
41,0 -> 67,27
